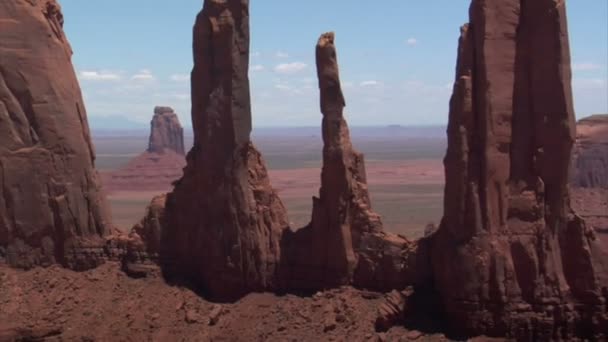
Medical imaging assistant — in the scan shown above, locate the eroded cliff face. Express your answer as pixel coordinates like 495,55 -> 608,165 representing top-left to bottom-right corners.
160,0 -> 290,301
104,1 -> 607,338
0,0 -> 110,270
571,114 -> 608,188
431,0 -> 608,338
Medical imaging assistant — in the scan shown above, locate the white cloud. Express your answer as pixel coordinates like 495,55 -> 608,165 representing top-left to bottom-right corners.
402,80 -> 452,95
572,62 -> 603,71
406,38 -> 418,46
274,84 -> 292,91
274,62 -> 308,74
169,74 -> 190,82
79,70 -> 121,81
276,51 -> 289,58
343,82 -> 354,88
172,93 -> 190,101
251,65 -> 265,72
131,69 -> 155,81
251,51 -> 261,58
360,80 -> 382,87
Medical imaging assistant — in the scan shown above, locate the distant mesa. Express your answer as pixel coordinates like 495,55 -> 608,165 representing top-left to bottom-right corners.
570,114 -> 608,244
571,114 -> 608,188
148,106 -> 186,155
101,106 -> 186,192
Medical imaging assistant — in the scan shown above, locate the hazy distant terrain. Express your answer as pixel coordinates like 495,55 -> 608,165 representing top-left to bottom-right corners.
95,126 -> 447,238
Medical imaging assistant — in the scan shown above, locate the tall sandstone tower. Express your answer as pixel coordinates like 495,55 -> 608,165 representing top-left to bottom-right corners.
0,0 -> 110,270
160,0 -> 290,301
431,0 -> 608,338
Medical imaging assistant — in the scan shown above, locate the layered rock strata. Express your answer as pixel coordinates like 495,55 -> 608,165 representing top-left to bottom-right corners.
430,1 -> 608,339
0,0 -> 110,270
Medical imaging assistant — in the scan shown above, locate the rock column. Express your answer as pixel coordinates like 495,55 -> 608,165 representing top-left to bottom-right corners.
161,0 -> 289,301
431,0 -> 608,338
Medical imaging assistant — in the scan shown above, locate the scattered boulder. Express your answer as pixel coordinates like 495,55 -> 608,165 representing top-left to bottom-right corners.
159,0 -> 290,301
0,0 -> 111,270
375,288 -> 413,332
208,304 -> 224,326
571,114 -> 608,188
430,0 -> 608,339
185,309 -> 200,324
0,325 -> 63,341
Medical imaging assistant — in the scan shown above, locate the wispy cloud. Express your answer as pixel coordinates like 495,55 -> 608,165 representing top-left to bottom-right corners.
406,38 -> 418,46
79,70 -> 121,81
274,84 -> 292,91
131,69 -> 155,81
276,51 -> 289,58
172,93 -> 190,101
360,80 -> 382,87
274,62 -> 307,74
251,51 -> 261,58
169,73 -> 189,82
251,65 -> 265,72
572,62 -> 604,71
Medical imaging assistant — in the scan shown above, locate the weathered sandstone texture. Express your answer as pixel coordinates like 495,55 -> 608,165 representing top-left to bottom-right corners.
160,0 -> 290,301
282,33 -> 423,293
101,106 -> 186,192
571,114 -> 608,188
0,0 -> 110,270
430,1 -> 608,339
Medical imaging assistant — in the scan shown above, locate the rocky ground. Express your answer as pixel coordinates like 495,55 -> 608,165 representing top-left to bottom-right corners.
0,263 -> 461,342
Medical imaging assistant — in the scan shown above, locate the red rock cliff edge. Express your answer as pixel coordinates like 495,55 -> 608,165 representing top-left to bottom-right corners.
0,0 -> 111,270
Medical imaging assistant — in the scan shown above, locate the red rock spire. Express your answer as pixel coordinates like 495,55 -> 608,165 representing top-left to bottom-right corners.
431,0 -> 608,338
161,0 -> 289,301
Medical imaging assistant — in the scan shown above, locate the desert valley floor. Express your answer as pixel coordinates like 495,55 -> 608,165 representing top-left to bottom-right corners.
95,126 -> 608,248
96,126 -> 447,238
2,127 -> 605,341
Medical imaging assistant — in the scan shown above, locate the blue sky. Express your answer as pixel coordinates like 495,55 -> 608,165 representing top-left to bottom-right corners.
60,0 -> 608,129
